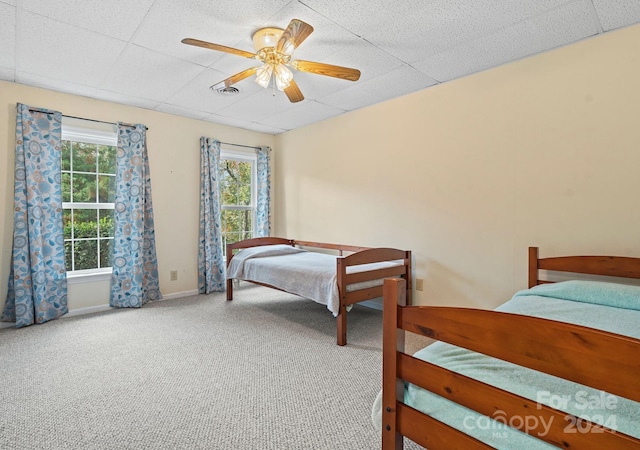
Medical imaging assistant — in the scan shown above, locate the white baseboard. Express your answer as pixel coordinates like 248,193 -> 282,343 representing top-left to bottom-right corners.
0,289 -> 202,328
65,304 -> 113,317
161,289 -> 199,300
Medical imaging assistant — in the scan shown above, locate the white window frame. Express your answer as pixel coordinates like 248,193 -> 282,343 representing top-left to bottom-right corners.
61,125 -> 117,282
220,148 -> 257,253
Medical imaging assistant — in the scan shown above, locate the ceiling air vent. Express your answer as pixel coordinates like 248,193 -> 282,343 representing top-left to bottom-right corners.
215,86 -> 240,96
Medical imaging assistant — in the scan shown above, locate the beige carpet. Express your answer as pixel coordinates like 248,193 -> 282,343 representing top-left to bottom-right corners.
0,283 -> 425,449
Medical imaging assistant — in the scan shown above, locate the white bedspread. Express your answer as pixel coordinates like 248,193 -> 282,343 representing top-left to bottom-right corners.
227,244 -> 401,314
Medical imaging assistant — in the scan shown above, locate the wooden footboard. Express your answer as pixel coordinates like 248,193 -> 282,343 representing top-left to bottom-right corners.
337,248 -> 412,346
382,246 -> 640,450
225,237 -> 412,346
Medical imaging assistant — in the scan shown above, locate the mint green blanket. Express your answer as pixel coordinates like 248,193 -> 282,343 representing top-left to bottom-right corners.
403,280 -> 640,449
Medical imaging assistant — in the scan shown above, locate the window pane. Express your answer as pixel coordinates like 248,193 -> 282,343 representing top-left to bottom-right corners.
98,209 -> 114,238
98,175 -> 116,203
72,141 -> 97,172
221,209 -> 253,243
61,141 -> 71,171
62,125 -> 117,273
61,172 -> 71,202
223,231 -> 249,248
72,173 -> 97,202
238,161 -> 251,184
98,145 -> 116,174
219,160 -> 252,206
74,209 -> 98,239
99,239 -> 113,268
74,240 -> 98,271
63,210 -> 72,240
64,241 -> 73,271
237,180 -> 251,206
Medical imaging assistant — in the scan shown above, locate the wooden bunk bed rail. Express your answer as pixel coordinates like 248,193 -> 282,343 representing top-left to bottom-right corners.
528,246 -> 640,288
382,277 -> 640,450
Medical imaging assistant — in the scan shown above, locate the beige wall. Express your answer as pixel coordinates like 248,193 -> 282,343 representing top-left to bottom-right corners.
275,24 -> 640,308
0,82 -> 275,311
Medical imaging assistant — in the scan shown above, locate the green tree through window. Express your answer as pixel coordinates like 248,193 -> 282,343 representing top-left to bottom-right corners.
220,152 -> 256,252
61,126 -> 116,272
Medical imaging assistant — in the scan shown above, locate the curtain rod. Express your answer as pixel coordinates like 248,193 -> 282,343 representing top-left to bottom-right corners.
218,141 -> 266,151
27,108 -> 148,130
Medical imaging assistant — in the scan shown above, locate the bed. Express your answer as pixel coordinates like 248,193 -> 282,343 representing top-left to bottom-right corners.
377,247 -> 640,449
225,237 -> 412,346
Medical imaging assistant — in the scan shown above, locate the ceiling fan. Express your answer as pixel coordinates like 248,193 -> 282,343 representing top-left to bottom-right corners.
181,19 -> 361,103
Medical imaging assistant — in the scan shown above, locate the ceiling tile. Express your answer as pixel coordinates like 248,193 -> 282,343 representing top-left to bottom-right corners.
203,112 -> 255,130
163,67 -> 261,114
300,0 -> 417,38
258,100 -> 346,130
133,0 -> 291,65
0,66 -> 15,81
16,72 -> 97,98
99,45 -> 205,102
154,104 -> 211,120
592,0 -> 640,30
289,71 -> 355,101
0,3 -> 15,68
206,54 -> 262,82
319,65 -> 438,111
306,0 -> 574,64
244,122 -> 287,135
313,38 -> 404,82
261,2 -> 361,62
92,89 -> 161,110
16,11 -> 126,86
21,0 -> 155,41
413,0 -> 599,82
215,88 -> 297,122
3,1 -> 640,134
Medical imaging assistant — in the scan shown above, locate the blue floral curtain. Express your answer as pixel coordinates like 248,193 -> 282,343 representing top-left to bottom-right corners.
198,137 -> 225,293
110,124 -> 161,308
255,146 -> 271,238
2,103 -> 68,327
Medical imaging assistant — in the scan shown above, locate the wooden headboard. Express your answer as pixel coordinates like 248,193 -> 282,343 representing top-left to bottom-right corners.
528,246 -> 640,288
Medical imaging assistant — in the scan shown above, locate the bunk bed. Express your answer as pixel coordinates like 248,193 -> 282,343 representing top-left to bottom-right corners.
225,237 -> 412,346
378,247 -> 640,449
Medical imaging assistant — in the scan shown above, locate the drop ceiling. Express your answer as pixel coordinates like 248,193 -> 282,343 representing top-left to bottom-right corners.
1,0 -> 639,134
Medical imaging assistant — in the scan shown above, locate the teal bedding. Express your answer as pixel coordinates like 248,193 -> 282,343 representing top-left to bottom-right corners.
405,281 -> 640,449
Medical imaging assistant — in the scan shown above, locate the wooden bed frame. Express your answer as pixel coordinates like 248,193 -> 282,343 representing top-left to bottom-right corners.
382,247 -> 640,449
225,236 -> 412,346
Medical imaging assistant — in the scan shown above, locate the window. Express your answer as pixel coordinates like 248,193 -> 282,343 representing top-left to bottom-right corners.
61,125 -> 117,274
219,150 -> 257,252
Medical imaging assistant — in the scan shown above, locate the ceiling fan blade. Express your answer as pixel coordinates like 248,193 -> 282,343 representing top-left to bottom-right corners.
182,38 -> 256,59
284,80 -> 304,103
292,60 -> 360,81
276,19 -> 314,55
211,67 -> 259,90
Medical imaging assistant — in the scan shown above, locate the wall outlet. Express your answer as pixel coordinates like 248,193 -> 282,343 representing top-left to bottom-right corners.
170,270 -> 178,281
415,278 -> 424,291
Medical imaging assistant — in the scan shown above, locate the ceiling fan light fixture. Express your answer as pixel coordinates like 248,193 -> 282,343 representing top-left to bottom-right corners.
274,64 -> 293,91
182,18 -> 359,104
252,27 -> 284,52
255,64 -> 273,88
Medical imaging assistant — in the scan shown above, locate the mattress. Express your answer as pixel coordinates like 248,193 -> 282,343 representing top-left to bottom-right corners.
227,244 -> 401,314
